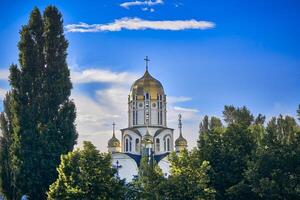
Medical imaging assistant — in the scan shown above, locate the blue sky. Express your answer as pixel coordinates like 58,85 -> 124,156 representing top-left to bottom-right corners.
0,0 -> 299,150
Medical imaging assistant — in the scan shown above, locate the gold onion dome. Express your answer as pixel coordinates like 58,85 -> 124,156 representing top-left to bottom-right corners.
108,123 -> 120,148
175,134 -> 187,147
175,114 -> 187,147
142,129 -> 153,144
108,135 -> 120,148
129,69 -> 165,100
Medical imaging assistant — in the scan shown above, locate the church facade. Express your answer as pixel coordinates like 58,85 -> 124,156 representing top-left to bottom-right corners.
107,57 -> 188,181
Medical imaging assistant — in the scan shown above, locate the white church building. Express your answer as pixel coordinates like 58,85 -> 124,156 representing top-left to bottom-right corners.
107,57 -> 188,181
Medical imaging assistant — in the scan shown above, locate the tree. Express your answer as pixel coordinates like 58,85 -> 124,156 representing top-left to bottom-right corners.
8,7 -> 45,199
38,7 -> 77,197
254,114 -> 266,125
223,105 -> 254,127
47,141 -> 125,200
242,115 -> 300,200
164,150 -> 216,200
125,155 -> 166,200
0,93 -> 14,199
198,106 -> 256,200
297,105 -> 300,121
0,6 -> 77,200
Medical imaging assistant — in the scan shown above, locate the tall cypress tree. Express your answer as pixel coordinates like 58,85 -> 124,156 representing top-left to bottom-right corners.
0,6 -> 77,200
39,6 -> 77,197
0,93 -> 14,199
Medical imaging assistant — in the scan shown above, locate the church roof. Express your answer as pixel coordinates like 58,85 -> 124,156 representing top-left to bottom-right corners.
129,69 -> 165,100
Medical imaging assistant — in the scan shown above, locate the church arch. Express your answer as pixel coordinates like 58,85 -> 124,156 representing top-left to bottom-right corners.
163,134 -> 172,152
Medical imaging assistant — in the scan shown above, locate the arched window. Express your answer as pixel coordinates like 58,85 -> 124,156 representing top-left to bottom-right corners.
129,139 -> 132,152
167,138 -> 170,151
125,138 -> 129,152
156,138 -> 160,152
135,138 -> 140,152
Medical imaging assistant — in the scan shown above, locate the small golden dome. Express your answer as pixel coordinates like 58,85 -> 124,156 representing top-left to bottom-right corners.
175,134 -> 187,147
129,70 -> 164,100
108,135 -> 120,148
142,129 -> 153,144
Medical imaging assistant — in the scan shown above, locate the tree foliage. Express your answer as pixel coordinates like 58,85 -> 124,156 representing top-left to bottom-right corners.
0,94 -> 14,199
47,141 -> 125,200
125,155 -> 165,199
164,150 -> 216,200
241,115 -> 300,200
198,106 -> 257,199
0,6 -> 77,200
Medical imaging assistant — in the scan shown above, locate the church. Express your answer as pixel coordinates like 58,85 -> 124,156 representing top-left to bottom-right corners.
107,57 -> 188,181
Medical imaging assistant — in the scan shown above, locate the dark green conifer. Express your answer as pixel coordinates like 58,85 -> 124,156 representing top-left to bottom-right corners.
0,6 -> 77,200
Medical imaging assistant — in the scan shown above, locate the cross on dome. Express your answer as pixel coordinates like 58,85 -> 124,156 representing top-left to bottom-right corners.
112,122 -> 116,136
144,56 -> 150,71
178,114 -> 182,136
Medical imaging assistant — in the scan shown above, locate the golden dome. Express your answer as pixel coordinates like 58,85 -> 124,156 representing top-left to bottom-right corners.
129,70 -> 164,100
108,134 -> 120,148
142,129 -> 153,144
175,134 -> 187,147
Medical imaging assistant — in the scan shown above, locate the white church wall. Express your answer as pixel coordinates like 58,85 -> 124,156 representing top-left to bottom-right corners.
122,130 -> 142,155
111,153 -> 138,182
154,129 -> 174,154
151,108 -> 158,125
158,156 -> 171,178
137,109 -> 144,125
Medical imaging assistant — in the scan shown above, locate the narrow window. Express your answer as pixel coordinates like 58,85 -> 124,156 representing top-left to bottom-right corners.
156,138 -> 160,152
133,111 -> 135,125
129,140 -> 132,152
135,138 -> 140,152
167,138 -> 170,151
125,138 -> 129,152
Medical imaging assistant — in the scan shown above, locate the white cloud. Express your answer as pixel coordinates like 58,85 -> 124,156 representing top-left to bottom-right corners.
71,69 -> 138,85
65,17 -> 216,32
0,69 -> 9,80
174,106 -> 199,113
120,0 -> 163,9
168,96 -> 192,104
0,88 -> 6,100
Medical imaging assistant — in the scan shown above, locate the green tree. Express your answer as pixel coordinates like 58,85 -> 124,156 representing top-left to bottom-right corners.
47,141 -> 125,200
0,6 -> 77,200
126,155 -> 165,200
164,149 -> 216,200
0,93 -> 14,199
243,115 -> 300,200
223,105 -> 254,127
39,7 -> 77,198
297,105 -> 300,121
198,106 -> 256,200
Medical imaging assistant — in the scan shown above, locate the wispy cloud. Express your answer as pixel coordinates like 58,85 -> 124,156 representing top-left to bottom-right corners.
168,96 -> 192,104
120,0 -> 163,9
174,106 -> 199,113
65,17 -> 216,32
71,69 -> 138,85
